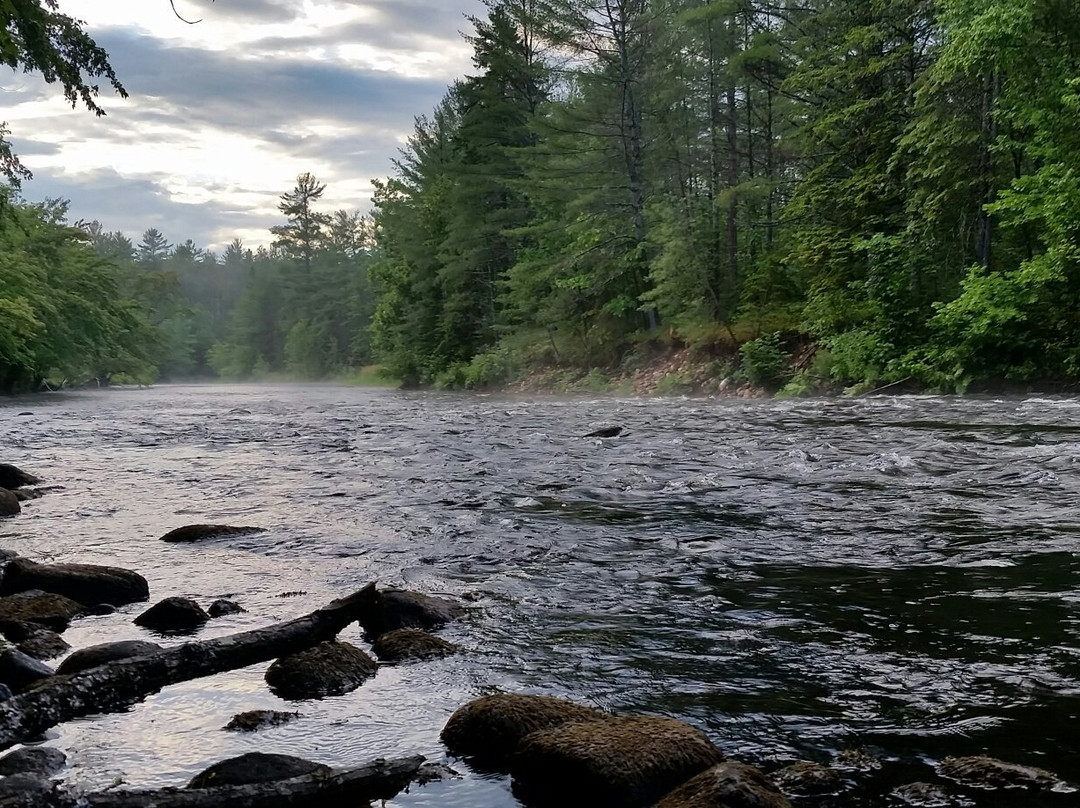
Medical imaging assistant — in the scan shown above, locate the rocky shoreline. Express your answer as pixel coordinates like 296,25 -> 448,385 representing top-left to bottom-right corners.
0,462 -> 1074,807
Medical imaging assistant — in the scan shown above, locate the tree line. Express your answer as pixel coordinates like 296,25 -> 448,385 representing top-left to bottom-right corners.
3,0 -> 1079,394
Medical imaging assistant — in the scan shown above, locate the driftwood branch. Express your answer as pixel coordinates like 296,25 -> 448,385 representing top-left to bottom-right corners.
0,584 -> 377,751
0,755 -> 425,808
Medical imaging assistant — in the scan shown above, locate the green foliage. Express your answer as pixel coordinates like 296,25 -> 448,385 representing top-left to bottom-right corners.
737,333 -> 792,390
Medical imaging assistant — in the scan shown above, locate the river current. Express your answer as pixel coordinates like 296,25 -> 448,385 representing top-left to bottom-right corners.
1,385 -> 1078,805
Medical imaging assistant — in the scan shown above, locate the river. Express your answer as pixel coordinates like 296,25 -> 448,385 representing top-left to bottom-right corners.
1,384 -> 1078,805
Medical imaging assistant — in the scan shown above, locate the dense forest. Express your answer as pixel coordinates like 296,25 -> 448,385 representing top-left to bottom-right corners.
2,0 -> 1080,394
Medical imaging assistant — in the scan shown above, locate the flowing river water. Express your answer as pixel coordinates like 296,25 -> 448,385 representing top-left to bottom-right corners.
1,384 -> 1079,806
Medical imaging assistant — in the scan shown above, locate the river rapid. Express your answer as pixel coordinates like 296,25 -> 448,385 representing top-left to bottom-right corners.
1,384 -> 1078,806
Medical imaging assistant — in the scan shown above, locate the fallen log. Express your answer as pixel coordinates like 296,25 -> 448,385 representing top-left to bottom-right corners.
0,755 -> 425,808
0,583 -> 378,752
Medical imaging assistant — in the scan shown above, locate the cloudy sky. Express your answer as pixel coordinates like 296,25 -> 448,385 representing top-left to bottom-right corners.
4,0 -> 485,251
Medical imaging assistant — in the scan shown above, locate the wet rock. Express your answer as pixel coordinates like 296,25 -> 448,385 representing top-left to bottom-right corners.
56,639 -> 162,675
372,628 -> 456,663
0,621 -> 70,660
584,426 -> 623,438
833,748 -> 881,772
939,755 -> 1066,791
655,761 -> 792,808
160,524 -> 266,543
0,772 -> 53,800
511,715 -> 725,807
0,557 -> 149,606
187,752 -> 331,789
0,647 -> 53,692
80,603 -> 117,616
0,746 -> 66,777
265,640 -> 376,699
134,597 -> 210,633
415,762 -> 461,785
892,781 -> 955,807
358,587 -> 464,639
0,465 -> 39,490
0,489 -> 19,517
207,599 -> 245,618
0,591 -> 84,632
441,693 -> 610,766
224,710 -> 301,732
0,684 -> 12,701
11,489 -> 43,503
770,761 -> 845,797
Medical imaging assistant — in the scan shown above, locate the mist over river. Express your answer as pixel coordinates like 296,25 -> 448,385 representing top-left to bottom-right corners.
1,385 -> 1078,806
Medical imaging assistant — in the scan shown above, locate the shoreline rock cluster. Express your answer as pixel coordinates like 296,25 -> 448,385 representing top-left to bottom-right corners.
0,461 -> 1073,807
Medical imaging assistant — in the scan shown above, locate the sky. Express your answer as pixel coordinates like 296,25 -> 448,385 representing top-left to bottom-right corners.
3,0 -> 486,251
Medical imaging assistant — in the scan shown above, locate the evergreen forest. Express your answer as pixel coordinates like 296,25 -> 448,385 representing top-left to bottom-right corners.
3,0 -> 1080,395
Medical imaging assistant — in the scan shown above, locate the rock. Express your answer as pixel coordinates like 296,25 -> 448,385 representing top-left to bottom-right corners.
187,752 -> 331,789
0,746 -> 66,777
655,761 -> 792,808
0,465 -> 39,490
892,781 -> 954,807
372,628 -> 456,663
939,755 -> 1066,791
207,599 -> 245,618
358,587 -> 464,639
0,772 -> 53,800
80,603 -> 117,616
770,761 -> 844,797
584,426 -> 623,438
441,693 -> 609,766
160,524 -> 266,543
224,710 -> 301,732
265,640 -> 377,699
0,684 -> 12,701
0,591 -> 84,632
133,597 -> 210,633
0,489 -> 20,517
0,621 -> 70,660
415,762 -> 461,785
11,489 -> 43,502
0,647 -> 53,692
511,715 -> 725,807
0,557 -> 149,606
55,639 -> 162,675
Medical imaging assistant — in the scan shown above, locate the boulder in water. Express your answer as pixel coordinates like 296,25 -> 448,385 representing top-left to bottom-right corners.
655,761 -> 792,808
0,465 -> 39,490
187,752 -> 331,789
224,710 -> 301,732
208,599 -> 245,618
372,628 -> 456,663
0,557 -> 149,606
55,639 -> 162,675
891,781 -> 955,807
160,524 -> 266,543
0,591 -> 84,632
0,646 -> 54,692
441,693 -> 609,766
770,761 -> 845,797
134,597 -> 209,633
511,715 -> 725,807
584,426 -> 623,438
265,640 -> 376,699
0,490 -> 20,517
939,756 -> 1066,791
358,587 -> 464,639
0,746 -> 66,778
0,620 -> 70,660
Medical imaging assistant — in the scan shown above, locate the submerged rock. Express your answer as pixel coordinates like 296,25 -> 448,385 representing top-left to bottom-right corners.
0,591 -> 84,632
208,599 -> 245,618
265,640 -> 376,699
134,597 -> 209,633
0,557 -> 149,606
0,490 -> 20,517
11,489 -> 43,503
441,693 -> 609,766
770,761 -> 845,796
160,524 -> 266,543
584,426 -> 623,438
358,587 -> 464,639
224,710 -> 301,732
372,628 -> 456,663
0,647 -> 54,692
187,752 -> 331,789
56,639 -> 162,675
939,756 -> 1066,791
0,465 -> 39,490
892,781 -> 955,807
655,761 -> 792,808
0,620 -> 70,660
0,747 -> 66,778
511,715 -> 724,807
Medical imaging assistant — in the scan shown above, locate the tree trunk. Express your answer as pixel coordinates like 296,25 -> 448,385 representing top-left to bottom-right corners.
0,584 -> 378,752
